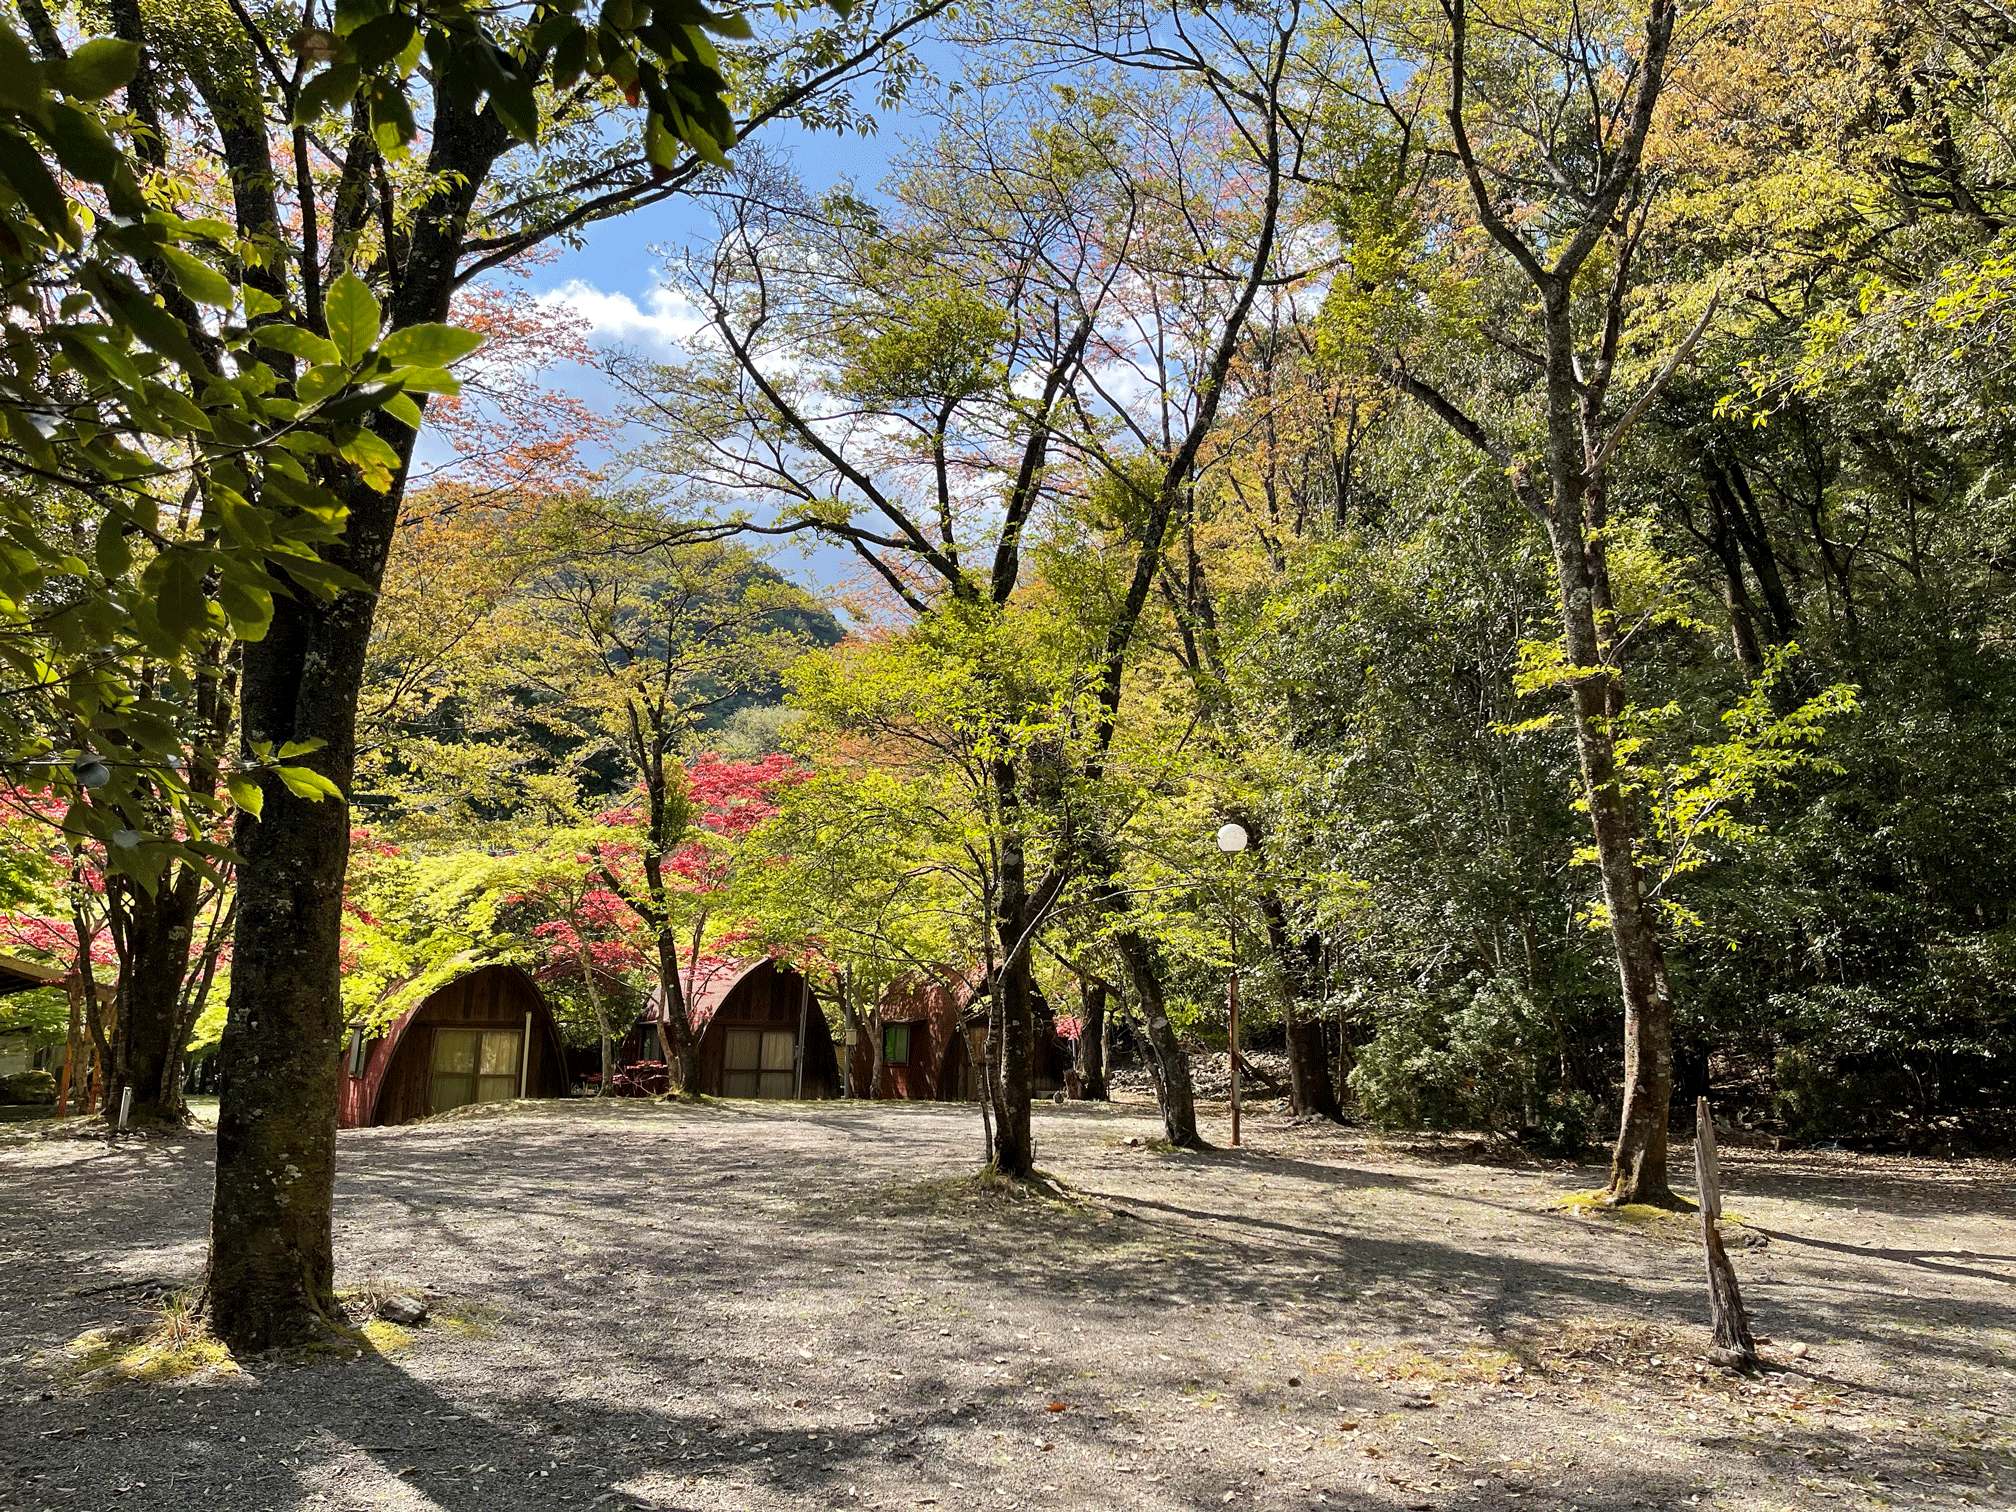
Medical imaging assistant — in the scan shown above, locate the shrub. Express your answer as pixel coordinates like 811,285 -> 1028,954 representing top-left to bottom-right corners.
0,1069 -> 58,1104
1347,976 -> 1595,1152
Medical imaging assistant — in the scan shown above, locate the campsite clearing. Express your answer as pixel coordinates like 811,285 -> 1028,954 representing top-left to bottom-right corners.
2,1099 -> 2011,1512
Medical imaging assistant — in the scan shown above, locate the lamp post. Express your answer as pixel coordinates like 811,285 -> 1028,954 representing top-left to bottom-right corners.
1217,821 -> 1248,1148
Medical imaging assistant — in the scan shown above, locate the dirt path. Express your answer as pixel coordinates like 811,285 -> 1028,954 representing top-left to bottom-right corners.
2,1098 -> 2012,1512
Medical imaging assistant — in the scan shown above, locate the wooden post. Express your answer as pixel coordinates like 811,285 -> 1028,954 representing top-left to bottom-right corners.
1696,1096 -> 1757,1369
1228,914 -> 1241,1149
793,974 -> 809,1100
60,973 -> 84,1117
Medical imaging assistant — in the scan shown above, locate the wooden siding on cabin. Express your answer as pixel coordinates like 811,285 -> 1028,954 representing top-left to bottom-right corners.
692,960 -> 842,1099
340,964 -> 569,1127
613,959 -> 842,1099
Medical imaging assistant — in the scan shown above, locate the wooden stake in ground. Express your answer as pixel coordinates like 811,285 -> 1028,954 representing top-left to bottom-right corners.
1695,1096 -> 1758,1369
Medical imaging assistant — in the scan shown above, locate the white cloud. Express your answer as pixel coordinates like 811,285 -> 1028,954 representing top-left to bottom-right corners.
539,279 -> 706,350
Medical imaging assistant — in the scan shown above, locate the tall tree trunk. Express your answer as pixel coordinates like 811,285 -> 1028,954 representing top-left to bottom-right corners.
579,946 -> 616,1097
1546,513 -> 1677,1206
206,577 -> 373,1347
1259,893 -> 1344,1123
1112,930 -> 1203,1148
1075,980 -> 1109,1101
1285,1015 -> 1340,1121
990,759 -> 1036,1176
107,871 -> 204,1126
868,1006 -> 887,1100
164,901 -> 229,1111
655,934 -> 700,1094
60,976 -> 85,1116
206,96 -> 510,1351
1708,455 -> 1799,646
1403,0 -> 1680,1209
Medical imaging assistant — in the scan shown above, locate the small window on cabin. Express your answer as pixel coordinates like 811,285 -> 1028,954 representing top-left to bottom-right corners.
883,1021 -> 912,1066
347,1027 -> 366,1078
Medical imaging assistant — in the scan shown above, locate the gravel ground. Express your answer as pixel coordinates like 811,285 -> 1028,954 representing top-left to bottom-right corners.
2,1096 -> 2012,1512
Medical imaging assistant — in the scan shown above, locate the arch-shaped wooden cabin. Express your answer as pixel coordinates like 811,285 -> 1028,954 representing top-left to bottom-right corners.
850,968 -> 1069,1101
339,964 -> 569,1127
639,957 -> 841,1099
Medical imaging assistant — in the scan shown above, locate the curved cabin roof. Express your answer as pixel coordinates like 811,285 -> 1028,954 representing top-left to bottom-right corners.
0,953 -> 111,1005
646,957 -> 800,1032
0,954 -> 63,996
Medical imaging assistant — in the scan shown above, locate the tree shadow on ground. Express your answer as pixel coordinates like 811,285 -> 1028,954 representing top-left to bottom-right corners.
5,1101 -> 2014,1512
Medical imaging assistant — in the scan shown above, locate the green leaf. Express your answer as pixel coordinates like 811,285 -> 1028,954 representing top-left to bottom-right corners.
42,103 -> 121,182
278,739 -> 326,758
365,78 -> 417,154
294,63 -> 362,126
93,517 -> 132,579
552,25 -> 590,86
108,706 -> 180,753
270,549 -> 370,596
296,362 -> 350,406
382,365 -> 460,395
53,38 -> 140,99
380,389 -> 423,428
324,272 -> 381,365
110,286 -> 209,375
336,422 -> 401,489
158,244 -> 235,306
0,128 -> 77,242
144,383 -> 213,434
489,71 -> 541,144
216,575 -> 275,639
243,286 -> 284,318
378,323 -> 484,367
58,328 -> 144,392
275,764 -> 343,801
0,23 -> 40,113
2,404 -> 59,470
256,323 -> 343,366
226,773 -> 265,818
346,12 -> 416,67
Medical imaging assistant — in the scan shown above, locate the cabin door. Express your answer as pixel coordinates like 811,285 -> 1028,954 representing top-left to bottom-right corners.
722,1028 -> 795,1099
429,1028 -> 522,1113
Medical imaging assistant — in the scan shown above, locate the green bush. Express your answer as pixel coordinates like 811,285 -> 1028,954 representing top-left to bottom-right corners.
1346,976 -> 1593,1152
0,1069 -> 57,1104
1521,1088 -> 1598,1158
1772,1044 -> 1916,1141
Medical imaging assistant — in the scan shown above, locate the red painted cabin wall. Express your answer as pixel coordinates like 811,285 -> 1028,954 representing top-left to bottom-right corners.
849,971 -> 1069,1100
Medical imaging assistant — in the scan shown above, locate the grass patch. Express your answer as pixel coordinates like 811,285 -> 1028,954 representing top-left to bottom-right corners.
970,1166 -> 1074,1202
64,1296 -> 239,1388
435,1298 -> 502,1338
1318,1340 -> 1527,1387
1557,1188 -> 1698,1221
351,1319 -> 414,1352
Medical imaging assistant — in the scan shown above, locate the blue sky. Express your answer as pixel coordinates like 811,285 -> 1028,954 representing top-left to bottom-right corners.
537,118 -> 910,311
488,109 -> 933,605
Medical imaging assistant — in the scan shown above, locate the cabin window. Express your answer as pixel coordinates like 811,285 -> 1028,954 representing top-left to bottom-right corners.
723,1028 -> 795,1099
882,1021 -> 914,1066
346,1027 -> 366,1078
429,1028 -> 522,1113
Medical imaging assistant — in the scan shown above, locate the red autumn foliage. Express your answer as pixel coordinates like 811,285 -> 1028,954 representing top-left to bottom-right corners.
417,268 -> 613,500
